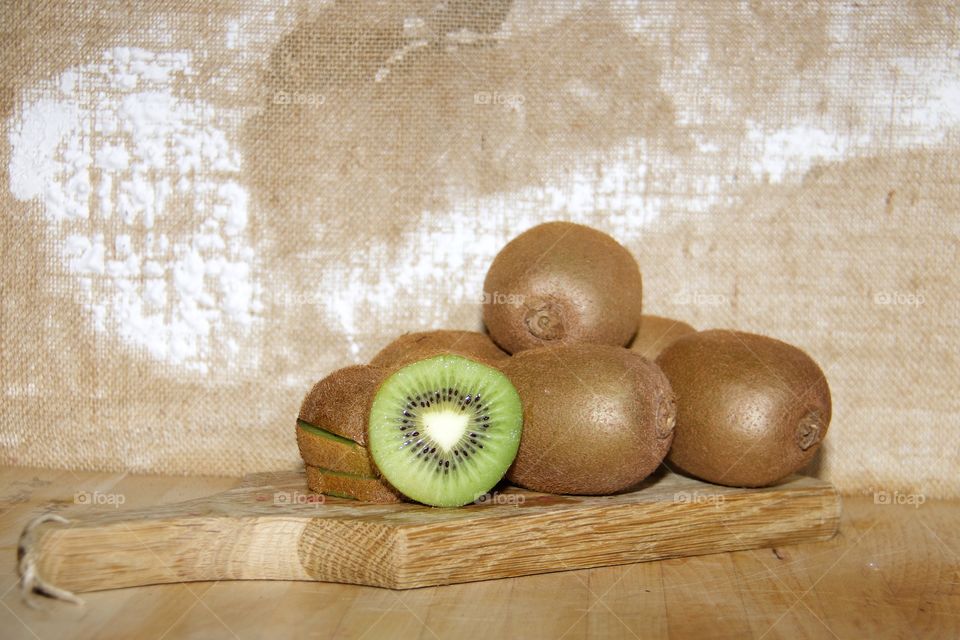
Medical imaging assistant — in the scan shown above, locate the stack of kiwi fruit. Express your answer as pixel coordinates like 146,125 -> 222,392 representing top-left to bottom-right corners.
296,222 -> 832,507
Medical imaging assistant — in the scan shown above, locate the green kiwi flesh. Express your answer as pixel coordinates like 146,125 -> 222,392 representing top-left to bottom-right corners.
656,329 -> 832,487
629,315 -> 696,360
370,330 -> 508,369
296,420 -> 375,476
482,222 -> 643,353
367,354 -> 523,507
503,344 -> 676,495
304,465 -> 402,503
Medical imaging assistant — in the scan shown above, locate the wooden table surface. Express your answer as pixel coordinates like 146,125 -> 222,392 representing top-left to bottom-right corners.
1,467 -> 957,639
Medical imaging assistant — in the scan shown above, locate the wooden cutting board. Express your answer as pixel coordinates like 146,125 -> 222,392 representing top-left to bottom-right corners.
19,469 -> 840,597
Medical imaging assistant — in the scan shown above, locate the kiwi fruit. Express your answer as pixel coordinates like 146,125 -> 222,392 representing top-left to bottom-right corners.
296,420 -> 375,476
299,365 -> 386,445
305,465 -> 402,503
656,329 -> 832,487
482,222 -> 643,353
629,315 -> 696,360
367,354 -> 523,507
503,344 -> 676,495
370,330 -> 508,369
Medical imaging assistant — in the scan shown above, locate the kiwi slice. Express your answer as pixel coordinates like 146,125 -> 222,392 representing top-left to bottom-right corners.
367,354 -> 523,507
629,315 -> 696,360
656,329 -> 832,487
299,365 -> 386,445
503,344 -> 676,495
370,330 -> 508,369
483,222 -> 643,353
296,420 -> 375,476
304,465 -> 402,503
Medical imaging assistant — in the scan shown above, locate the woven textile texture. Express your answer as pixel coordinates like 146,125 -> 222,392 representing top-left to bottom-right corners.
2,2 -> 958,497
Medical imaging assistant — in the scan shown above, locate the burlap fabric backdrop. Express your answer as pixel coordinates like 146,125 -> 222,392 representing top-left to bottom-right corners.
2,2 -> 957,498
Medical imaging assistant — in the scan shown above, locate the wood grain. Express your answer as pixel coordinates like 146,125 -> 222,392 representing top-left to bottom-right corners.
20,468 -> 838,593
1,467 -> 958,639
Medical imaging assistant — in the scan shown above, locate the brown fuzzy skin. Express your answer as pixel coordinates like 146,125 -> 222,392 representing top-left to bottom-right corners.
298,365 -> 386,445
483,222 -> 643,353
295,422 -> 375,475
503,344 -> 676,495
304,465 -> 402,503
629,315 -> 697,361
369,330 -> 508,369
656,329 -> 832,488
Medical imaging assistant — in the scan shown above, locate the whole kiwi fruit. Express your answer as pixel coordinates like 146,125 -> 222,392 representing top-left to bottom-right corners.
503,344 -> 676,495
629,315 -> 696,360
483,222 -> 643,353
656,329 -> 831,487
370,330 -> 508,369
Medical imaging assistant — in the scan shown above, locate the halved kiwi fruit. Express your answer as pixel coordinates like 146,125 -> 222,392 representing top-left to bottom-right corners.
304,465 -> 402,503
656,329 -> 832,487
503,344 -> 676,495
370,330 -> 508,369
482,222 -> 643,353
296,420 -> 375,476
629,315 -> 696,360
367,354 -> 523,507
298,365 -> 386,445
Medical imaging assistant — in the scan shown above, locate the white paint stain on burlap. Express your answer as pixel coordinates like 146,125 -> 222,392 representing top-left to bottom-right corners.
8,48 -> 261,374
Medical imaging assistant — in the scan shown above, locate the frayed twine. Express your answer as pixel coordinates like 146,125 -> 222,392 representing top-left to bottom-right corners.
17,513 -> 84,608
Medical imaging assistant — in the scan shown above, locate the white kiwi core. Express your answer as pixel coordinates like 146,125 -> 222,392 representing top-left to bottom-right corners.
422,409 -> 470,451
